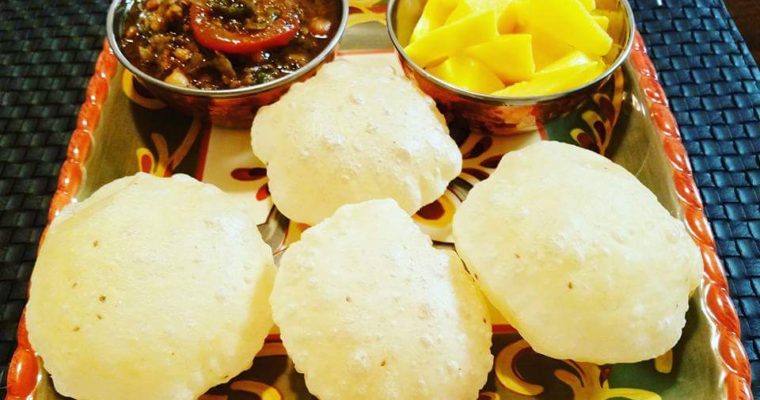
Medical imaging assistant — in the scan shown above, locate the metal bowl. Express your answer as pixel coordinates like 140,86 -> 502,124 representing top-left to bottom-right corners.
107,0 -> 348,128
387,0 -> 635,135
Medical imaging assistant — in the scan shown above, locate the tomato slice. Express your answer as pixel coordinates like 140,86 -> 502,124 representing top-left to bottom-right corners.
189,3 -> 300,54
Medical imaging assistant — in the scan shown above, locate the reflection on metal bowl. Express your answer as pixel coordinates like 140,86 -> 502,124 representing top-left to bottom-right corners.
106,0 -> 348,128
386,0 -> 635,135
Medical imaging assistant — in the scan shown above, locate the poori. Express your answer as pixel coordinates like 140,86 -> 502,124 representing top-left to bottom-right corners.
26,173 -> 276,400
453,141 -> 702,364
271,199 -> 492,400
251,59 -> 462,225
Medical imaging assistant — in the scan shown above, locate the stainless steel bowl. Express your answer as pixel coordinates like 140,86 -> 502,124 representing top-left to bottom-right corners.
107,0 -> 348,128
387,0 -> 635,135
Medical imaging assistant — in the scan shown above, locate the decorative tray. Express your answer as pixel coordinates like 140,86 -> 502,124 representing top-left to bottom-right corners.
6,3 -> 752,400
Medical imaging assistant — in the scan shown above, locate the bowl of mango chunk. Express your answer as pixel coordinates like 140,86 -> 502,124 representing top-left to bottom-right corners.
387,0 -> 634,134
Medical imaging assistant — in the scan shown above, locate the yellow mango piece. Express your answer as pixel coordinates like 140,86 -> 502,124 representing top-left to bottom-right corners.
465,34 -> 535,82
594,15 -> 609,31
410,0 -> 459,43
528,28 -> 574,70
472,0 -> 513,9
405,11 -> 499,67
445,1 -> 474,23
446,0 -> 512,23
428,55 -> 505,93
497,0 -> 527,33
493,61 -> 604,97
521,0 -> 613,56
593,10 -> 624,43
578,0 -> 595,11
539,50 -> 597,73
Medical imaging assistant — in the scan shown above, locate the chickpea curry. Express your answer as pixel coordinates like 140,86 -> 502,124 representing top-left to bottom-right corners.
121,0 -> 341,90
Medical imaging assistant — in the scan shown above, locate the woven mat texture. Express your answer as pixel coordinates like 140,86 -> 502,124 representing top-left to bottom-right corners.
0,0 -> 759,396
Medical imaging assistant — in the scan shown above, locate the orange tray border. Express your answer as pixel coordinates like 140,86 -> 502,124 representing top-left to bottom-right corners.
5,33 -> 753,399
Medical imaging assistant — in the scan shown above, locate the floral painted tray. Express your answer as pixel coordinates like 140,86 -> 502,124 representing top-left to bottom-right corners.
6,3 -> 752,400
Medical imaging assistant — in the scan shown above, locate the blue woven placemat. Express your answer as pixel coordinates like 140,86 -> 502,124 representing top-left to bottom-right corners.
0,0 -> 758,396
632,0 -> 760,395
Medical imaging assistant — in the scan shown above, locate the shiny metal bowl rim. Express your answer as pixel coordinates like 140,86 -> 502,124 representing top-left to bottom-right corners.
386,0 -> 635,106
106,0 -> 349,99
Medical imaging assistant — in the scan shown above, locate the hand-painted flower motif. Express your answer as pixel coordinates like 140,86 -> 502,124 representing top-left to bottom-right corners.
569,69 -> 625,155
230,167 -> 271,201
122,70 -> 166,110
495,339 -> 664,400
348,0 -> 387,27
136,117 -> 205,176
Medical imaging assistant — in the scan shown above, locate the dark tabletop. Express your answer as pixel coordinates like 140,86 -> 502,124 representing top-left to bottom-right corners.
724,0 -> 760,63
1,0 -> 759,397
